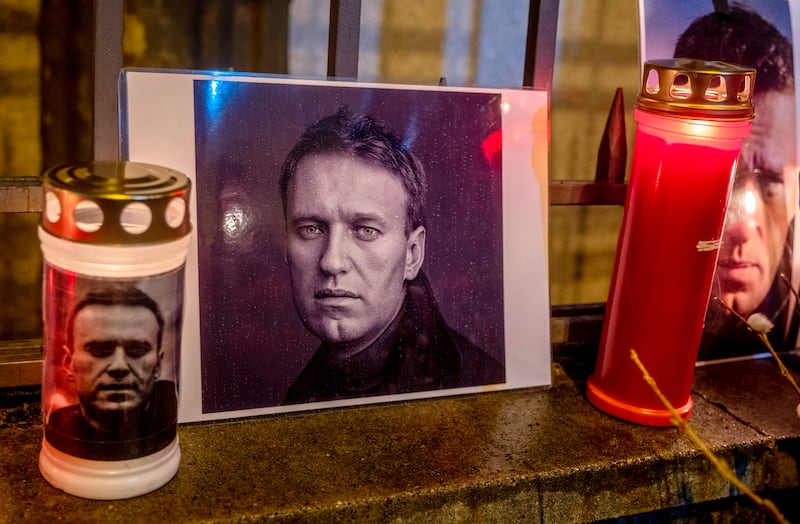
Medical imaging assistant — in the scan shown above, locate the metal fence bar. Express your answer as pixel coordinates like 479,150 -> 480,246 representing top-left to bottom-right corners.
0,178 -> 43,213
523,0 -> 560,90
92,0 -> 124,161
0,179 -> 628,211
0,340 -> 42,389
327,0 -> 361,79
550,181 -> 626,205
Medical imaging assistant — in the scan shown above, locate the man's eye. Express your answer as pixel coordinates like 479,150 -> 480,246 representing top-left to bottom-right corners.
83,341 -> 115,358
123,341 -> 153,358
756,169 -> 786,201
354,226 -> 380,241
82,340 -> 153,358
296,224 -> 324,240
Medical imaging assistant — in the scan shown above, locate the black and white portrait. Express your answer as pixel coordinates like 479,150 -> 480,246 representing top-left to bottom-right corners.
122,70 -> 551,422
42,270 -> 182,460
194,81 -> 507,412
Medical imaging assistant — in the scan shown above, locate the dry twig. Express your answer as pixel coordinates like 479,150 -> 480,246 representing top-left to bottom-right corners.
713,296 -> 800,399
630,349 -> 789,524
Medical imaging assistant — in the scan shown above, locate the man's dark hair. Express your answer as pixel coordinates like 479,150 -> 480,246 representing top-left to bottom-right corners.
67,284 -> 165,352
279,107 -> 427,232
673,3 -> 793,95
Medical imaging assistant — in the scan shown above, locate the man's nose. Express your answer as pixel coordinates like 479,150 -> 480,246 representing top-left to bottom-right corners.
724,218 -> 761,245
724,186 -> 762,244
319,228 -> 351,275
106,345 -> 131,376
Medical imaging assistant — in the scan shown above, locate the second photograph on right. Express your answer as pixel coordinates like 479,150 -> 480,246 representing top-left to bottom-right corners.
640,0 -> 799,361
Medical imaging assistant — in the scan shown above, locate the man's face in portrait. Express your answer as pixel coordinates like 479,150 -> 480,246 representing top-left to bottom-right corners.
67,304 -> 161,420
285,152 -> 425,357
716,90 -> 798,316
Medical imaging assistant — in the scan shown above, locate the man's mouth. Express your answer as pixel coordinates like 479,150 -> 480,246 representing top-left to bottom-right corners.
99,382 -> 135,389
716,258 -> 762,286
314,288 -> 358,299
717,259 -> 757,270
95,385 -> 139,405
97,383 -> 138,396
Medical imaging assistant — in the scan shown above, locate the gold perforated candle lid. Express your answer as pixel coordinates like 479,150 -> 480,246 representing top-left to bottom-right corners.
637,58 -> 756,120
41,161 -> 191,244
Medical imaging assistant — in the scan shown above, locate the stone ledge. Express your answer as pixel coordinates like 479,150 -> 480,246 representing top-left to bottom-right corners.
1,355 -> 799,522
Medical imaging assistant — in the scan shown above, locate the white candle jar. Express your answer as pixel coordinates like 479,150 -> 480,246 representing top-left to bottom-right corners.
37,161 -> 191,499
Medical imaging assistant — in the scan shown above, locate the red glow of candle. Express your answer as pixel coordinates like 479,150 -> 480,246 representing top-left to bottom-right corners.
587,59 -> 754,426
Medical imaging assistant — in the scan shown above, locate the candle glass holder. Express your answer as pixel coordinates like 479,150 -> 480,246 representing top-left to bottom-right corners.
587,59 -> 755,426
38,161 -> 191,499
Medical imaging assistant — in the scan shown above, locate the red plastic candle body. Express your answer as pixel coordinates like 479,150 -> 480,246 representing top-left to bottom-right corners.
587,59 -> 754,426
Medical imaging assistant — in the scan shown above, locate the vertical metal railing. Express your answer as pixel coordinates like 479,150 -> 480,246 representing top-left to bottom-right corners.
92,0 -> 124,162
328,0 -> 362,79
523,0 -> 559,91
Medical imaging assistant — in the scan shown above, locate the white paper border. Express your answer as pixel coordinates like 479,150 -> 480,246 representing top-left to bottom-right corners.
121,69 -> 551,422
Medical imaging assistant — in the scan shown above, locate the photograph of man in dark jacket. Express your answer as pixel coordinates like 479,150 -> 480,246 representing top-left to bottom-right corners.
280,107 -> 505,404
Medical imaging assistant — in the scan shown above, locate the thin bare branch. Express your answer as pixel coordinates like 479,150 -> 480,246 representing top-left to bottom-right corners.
713,297 -> 800,399
630,349 -> 789,524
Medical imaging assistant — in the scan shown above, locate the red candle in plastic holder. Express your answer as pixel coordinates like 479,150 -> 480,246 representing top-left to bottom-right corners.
587,59 -> 755,426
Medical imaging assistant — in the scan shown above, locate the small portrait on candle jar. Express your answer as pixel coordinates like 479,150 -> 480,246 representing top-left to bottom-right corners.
277,107 -> 506,405
43,276 -> 180,461
642,0 -> 799,359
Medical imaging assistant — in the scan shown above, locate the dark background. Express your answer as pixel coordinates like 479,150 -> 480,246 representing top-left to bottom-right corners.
194,79 -> 505,412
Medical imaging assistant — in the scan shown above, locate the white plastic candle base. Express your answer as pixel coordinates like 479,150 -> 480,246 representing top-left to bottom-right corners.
39,437 -> 180,500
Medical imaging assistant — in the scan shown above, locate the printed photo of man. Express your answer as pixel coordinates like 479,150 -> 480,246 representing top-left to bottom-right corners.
641,0 -> 799,359
193,82 -> 510,412
671,3 -> 799,359
45,284 -> 178,460
279,107 -> 505,404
